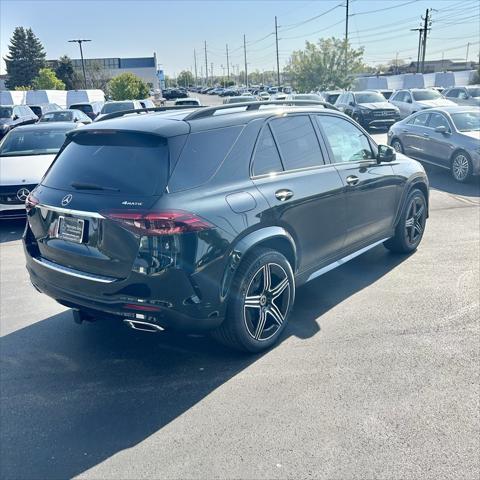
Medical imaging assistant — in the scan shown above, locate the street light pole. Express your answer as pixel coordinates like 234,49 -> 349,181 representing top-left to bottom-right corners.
68,39 -> 91,89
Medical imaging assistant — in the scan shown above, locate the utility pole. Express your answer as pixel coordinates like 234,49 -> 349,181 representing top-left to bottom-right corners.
226,44 -> 230,83
204,41 -> 208,86
344,0 -> 349,71
68,39 -> 91,89
465,42 -> 470,69
193,49 -> 198,85
243,34 -> 248,87
421,8 -> 431,74
411,28 -> 423,73
275,16 -> 281,87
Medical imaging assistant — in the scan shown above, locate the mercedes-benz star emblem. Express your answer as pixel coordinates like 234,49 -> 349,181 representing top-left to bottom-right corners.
61,194 -> 73,207
16,187 -> 30,202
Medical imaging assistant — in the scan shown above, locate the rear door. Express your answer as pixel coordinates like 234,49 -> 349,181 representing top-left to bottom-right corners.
251,115 -> 346,273
315,114 -> 400,250
28,131 -> 170,279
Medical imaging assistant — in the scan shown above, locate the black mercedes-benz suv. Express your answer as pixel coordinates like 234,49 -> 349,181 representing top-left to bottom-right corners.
23,101 -> 429,352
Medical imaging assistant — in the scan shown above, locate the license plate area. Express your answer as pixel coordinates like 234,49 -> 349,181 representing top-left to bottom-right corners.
57,216 -> 86,243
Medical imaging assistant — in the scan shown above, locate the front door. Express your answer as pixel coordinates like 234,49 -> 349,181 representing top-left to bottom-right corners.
424,112 -> 455,167
315,114 -> 400,250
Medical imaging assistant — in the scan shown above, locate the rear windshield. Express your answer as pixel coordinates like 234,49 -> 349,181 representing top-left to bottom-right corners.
42,131 -> 169,195
70,104 -> 93,113
0,107 -> 13,118
0,128 -> 69,156
412,90 -> 441,101
101,102 -> 134,114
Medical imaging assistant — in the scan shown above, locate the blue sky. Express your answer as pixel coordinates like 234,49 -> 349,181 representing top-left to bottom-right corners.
1,0 -> 479,76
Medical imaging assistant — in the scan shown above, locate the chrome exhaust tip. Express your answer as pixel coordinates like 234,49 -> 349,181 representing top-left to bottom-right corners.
124,319 -> 165,333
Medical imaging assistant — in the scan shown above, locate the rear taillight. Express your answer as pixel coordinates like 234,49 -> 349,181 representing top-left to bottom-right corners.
102,210 -> 213,236
25,193 -> 39,212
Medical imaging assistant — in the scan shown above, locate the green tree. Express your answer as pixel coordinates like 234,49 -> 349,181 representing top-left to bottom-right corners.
5,27 -> 46,89
31,68 -> 65,89
107,73 -> 149,100
177,70 -> 194,87
285,37 -> 366,92
54,55 -> 77,90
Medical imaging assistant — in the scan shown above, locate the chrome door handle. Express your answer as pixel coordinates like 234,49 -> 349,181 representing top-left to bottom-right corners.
346,175 -> 359,186
275,189 -> 294,201
423,133 -> 430,138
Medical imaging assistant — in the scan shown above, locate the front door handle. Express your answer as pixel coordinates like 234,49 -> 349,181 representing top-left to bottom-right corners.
423,132 -> 430,138
275,189 -> 294,201
346,175 -> 359,186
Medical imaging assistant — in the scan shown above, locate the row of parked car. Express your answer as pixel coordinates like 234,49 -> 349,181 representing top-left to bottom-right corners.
0,98 -> 159,140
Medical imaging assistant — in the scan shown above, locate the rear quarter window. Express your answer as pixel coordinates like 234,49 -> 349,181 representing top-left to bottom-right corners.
168,125 -> 243,192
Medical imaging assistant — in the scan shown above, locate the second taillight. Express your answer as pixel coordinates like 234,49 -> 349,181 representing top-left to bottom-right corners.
102,210 -> 213,236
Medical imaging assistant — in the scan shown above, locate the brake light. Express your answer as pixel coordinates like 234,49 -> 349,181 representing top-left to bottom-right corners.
25,193 -> 39,212
102,210 -> 213,236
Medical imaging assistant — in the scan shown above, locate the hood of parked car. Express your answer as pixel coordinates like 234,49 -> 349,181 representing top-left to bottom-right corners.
0,153 -> 56,186
358,102 -> 398,111
417,98 -> 456,108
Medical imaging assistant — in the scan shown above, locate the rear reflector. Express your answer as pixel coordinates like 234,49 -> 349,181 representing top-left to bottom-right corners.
123,303 -> 162,312
102,210 -> 213,236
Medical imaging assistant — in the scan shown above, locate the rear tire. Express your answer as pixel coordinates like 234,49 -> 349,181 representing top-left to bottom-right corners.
384,188 -> 427,254
451,151 -> 472,183
212,247 -> 295,353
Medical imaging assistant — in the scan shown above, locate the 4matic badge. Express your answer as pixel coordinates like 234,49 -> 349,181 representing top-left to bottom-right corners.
121,201 -> 143,206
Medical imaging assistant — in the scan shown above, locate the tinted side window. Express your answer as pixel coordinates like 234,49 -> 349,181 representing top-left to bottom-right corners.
252,126 -> 283,176
169,125 -> 243,191
270,116 -> 323,170
412,113 -> 429,126
445,89 -> 458,98
316,115 -> 374,163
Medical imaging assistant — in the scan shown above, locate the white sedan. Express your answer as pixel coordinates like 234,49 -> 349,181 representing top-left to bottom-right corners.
0,122 -> 75,219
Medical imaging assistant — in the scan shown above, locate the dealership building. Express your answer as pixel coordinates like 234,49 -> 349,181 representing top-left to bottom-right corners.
48,53 -> 160,89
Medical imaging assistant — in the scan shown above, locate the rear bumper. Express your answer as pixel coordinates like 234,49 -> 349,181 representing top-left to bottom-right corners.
24,249 -> 226,332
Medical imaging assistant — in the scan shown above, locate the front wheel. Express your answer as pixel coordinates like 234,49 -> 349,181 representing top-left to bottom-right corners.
384,188 -> 427,253
391,138 -> 404,154
212,247 -> 295,353
451,151 -> 472,183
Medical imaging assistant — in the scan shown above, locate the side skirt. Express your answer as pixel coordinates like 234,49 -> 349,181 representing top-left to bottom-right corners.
303,237 -> 390,284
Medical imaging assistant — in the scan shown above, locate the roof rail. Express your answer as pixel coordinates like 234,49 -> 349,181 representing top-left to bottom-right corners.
95,105 -> 205,122
183,100 -> 338,121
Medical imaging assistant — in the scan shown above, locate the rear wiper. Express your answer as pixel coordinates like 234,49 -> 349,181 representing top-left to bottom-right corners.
70,182 -> 120,192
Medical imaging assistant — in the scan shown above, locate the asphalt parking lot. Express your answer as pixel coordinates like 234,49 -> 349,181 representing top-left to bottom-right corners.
1,101 -> 479,479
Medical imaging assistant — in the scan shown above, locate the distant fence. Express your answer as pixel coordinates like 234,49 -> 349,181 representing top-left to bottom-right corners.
353,70 -> 476,90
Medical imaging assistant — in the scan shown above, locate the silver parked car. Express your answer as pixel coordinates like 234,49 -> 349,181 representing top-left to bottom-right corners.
389,88 -> 456,119
387,106 -> 480,182
443,85 -> 480,106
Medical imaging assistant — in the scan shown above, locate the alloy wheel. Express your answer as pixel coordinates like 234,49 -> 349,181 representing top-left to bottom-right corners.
243,263 -> 291,341
452,154 -> 470,182
405,195 -> 426,246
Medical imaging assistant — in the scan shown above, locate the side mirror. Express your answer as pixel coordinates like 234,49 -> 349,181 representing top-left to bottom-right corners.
349,101 -> 355,106
434,125 -> 449,134
377,144 -> 396,163
406,98 -> 412,104
13,115 -> 19,121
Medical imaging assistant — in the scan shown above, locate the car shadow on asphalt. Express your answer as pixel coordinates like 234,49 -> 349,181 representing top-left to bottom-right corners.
0,245 -> 409,479
0,218 -> 25,243
423,163 -> 480,198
